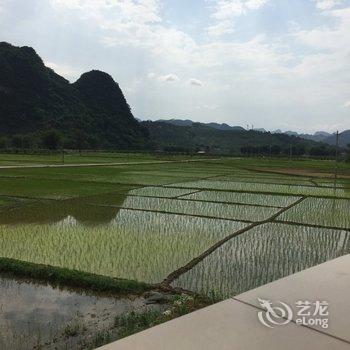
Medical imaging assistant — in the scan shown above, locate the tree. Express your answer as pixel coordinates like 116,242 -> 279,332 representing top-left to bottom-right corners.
41,130 -> 62,150
87,135 -> 100,150
11,135 -> 23,149
0,137 -> 8,149
73,130 -> 89,154
22,134 -> 36,149
309,145 -> 332,157
271,145 -> 281,155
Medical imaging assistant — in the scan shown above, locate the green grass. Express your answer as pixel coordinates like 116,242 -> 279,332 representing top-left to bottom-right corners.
113,293 -> 218,340
0,151 -> 198,166
0,257 -> 151,294
213,157 -> 350,174
0,177 -> 135,199
81,293 -> 219,348
0,196 -> 13,206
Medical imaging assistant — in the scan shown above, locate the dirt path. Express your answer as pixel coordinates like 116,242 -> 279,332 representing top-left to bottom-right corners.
0,158 -> 221,170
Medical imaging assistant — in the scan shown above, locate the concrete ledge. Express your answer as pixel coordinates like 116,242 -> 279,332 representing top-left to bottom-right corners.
97,255 -> 350,350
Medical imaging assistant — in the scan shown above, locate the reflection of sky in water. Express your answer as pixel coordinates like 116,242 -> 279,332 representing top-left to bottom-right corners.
0,275 -> 145,349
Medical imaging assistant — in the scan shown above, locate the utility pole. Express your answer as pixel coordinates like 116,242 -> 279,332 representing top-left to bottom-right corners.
333,131 -> 339,191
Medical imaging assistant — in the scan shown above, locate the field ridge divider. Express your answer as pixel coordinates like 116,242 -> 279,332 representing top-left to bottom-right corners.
238,166 -> 349,181
274,219 -> 350,232
162,184 -> 349,199
211,178 -> 326,189
124,194 -> 283,209
88,204 -> 255,224
159,196 -> 307,289
174,190 -> 203,199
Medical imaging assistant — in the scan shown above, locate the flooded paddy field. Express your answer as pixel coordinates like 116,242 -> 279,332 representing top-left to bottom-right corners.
0,154 -> 349,348
0,274 -> 161,350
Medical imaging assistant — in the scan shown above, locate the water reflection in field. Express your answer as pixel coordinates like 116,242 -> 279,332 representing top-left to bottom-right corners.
0,275 -> 149,350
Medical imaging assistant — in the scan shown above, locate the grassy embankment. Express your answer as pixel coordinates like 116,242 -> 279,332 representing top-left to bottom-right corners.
0,257 -> 152,294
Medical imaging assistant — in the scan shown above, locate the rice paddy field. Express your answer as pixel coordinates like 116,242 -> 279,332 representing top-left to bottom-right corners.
0,153 -> 350,300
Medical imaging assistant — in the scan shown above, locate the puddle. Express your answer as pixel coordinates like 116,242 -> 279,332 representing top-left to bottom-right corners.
0,274 -> 158,350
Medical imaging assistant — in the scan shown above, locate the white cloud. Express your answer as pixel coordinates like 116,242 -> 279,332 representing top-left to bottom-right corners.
207,21 -> 235,37
159,74 -> 180,82
313,0 -> 344,10
245,0 -> 269,10
211,0 -> 245,20
208,0 -> 270,36
46,61 -> 81,81
295,7 -> 350,50
292,7 -> 350,78
189,78 -> 203,86
50,0 -> 161,23
147,72 -> 156,79
0,0 -> 10,16
49,0 -> 286,75
196,104 -> 219,110
147,72 -> 180,82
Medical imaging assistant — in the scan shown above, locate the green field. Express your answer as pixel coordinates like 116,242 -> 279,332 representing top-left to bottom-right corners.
0,153 -> 349,297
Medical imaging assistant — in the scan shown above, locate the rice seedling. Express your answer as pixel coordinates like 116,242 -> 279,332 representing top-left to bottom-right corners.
181,191 -> 300,207
167,180 -> 350,198
0,210 -> 247,283
121,196 -> 279,222
214,175 -> 313,186
173,223 -> 350,298
128,187 -> 196,198
279,197 -> 350,229
314,178 -> 350,188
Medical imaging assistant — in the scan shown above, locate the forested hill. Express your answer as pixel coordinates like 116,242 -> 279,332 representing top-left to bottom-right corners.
0,42 -> 149,149
143,121 -> 336,155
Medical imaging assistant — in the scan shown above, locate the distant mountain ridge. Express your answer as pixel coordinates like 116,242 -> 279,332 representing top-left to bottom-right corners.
323,130 -> 350,148
153,118 -> 346,147
142,120 -> 335,155
156,119 -> 245,131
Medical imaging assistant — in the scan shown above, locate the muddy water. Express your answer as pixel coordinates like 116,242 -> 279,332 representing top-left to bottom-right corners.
0,275 -> 155,350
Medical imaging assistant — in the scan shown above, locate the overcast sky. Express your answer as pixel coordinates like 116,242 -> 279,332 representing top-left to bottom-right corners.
1,0 -> 349,133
